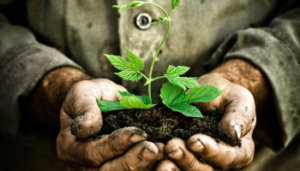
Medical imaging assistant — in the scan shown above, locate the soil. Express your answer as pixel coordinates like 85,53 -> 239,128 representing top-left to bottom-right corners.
98,104 -> 234,144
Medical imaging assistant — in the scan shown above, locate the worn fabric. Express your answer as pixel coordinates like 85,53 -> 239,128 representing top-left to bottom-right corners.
0,0 -> 299,170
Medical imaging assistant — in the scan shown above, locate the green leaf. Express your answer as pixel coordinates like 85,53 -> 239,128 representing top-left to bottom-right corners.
152,17 -> 169,24
164,65 -> 198,90
119,91 -> 135,97
185,86 -> 223,103
104,54 -> 130,70
115,70 -> 143,81
97,98 -> 126,112
119,91 -> 152,105
160,82 -> 185,105
120,96 -> 156,109
140,96 -> 152,105
167,77 -> 199,90
171,0 -> 181,10
169,103 -> 202,117
165,65 -> 190,77
127,49 -> 144,71
161,82 -> 203,117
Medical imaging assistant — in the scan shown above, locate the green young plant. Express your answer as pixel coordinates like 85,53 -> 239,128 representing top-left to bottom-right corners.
97,0 -> 222,117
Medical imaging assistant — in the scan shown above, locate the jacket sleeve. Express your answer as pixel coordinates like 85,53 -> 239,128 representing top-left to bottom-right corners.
0,18 -> 81,138
207,4 -> 300,150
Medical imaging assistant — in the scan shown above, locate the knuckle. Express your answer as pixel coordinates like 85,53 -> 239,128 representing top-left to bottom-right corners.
122,161 -> 137,171
184,158 -> 198,170
109,140 -> 122,156
56,134 -> 77,165
85,148 -> 103,167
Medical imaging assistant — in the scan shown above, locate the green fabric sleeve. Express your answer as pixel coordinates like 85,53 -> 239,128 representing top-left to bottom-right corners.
209,8 -> 300,149
0,21 -> 81,138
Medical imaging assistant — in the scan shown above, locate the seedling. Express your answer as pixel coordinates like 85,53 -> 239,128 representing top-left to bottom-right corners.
97,0 -> 222,117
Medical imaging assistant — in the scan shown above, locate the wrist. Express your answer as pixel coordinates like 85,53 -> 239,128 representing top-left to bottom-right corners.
209,59 -> 269,107
41,67 -> 91,110
25,67 -> 91,127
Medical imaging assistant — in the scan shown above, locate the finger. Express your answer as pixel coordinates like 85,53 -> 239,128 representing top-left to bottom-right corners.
221,86 -> 256,144
166,138 -> 214,171
99,141 -> 161,171
93,78 -> 127,101
155,142 -> 165,161
194,74 -> 229,112
156,159 -> 180,171
66,79 -> 126,139
187,133 -> 255,170
146,142 -> 165,171
63,80 -> 104,139
56,126 -> 147,167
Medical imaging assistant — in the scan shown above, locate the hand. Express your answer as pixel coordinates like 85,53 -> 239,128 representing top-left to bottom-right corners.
164,74 -> 257,170
56,78 -> 164,170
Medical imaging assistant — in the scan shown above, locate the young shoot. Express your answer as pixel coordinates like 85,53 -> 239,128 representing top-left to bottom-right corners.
97,0 -> 222,118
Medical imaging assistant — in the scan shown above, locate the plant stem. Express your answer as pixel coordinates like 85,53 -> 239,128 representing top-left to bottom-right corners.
143,3 -> 171,101
144,2 -> 169,17
141,73 -> 149,80
150,75 -> 166,82
148,21 -> 170,101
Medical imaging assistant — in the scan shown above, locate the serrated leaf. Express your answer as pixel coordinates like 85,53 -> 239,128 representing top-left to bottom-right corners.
97,98 -> 126,112
127,49 -> 144,71
120,96 -> 156,109
115,70 -> 143,81
104,54 -> 130,70
119,91 -> 152,105
160,82 -> 185,105
165,65 -> 190,77
185,86 -> 223,103
140,96 -> 152,105
169,103 -> 202,117
152,17 -> 169,24
167,76 -> 199,90
161,82 -> 202,117
171,0 -> 181,10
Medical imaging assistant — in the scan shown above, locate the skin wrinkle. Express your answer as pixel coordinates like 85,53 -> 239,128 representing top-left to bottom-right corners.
24,67 -> 90,128
212,59 -> 270,110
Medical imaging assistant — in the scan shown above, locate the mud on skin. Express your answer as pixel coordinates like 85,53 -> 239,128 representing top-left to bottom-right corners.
97,105 -> 235,145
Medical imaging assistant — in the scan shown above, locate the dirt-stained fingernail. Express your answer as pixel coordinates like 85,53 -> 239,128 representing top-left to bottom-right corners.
189,140 -> 204,153
130,134 -> 145,143
168,148 -> 183,160
140,146 -> 158,161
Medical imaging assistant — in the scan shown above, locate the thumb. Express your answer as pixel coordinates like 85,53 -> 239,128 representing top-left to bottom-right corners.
63,80 -> 104,139
67,79 -> 127,139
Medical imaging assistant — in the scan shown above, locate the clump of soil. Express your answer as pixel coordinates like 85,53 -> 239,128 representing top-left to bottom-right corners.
98,104 -> 234,144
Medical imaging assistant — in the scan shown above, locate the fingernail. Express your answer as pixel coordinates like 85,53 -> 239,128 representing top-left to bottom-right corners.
189,140 -> 204,153
129,134 -> 145,143
168,148 -> 183,160
140,146 -> 158,161
234,124 -> 241,142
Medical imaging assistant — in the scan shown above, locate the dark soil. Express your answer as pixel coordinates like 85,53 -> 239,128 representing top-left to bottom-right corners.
98,104 -> 234,144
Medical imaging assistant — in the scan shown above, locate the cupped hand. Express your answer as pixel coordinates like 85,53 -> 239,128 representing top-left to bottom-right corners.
56,79 -> 164,170
164,74 -> 256,170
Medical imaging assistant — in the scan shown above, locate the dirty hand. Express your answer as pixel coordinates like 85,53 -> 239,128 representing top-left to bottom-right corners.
56,78 -> 164,170
163,59 -> 269,170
